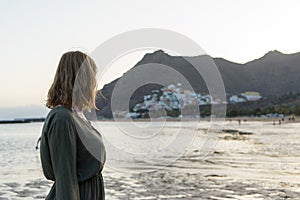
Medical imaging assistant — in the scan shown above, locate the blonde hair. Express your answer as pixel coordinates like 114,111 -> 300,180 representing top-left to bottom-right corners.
46,51 -> 98,111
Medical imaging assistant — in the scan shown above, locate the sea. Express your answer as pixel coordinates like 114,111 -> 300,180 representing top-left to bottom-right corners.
0,120 -> 300,199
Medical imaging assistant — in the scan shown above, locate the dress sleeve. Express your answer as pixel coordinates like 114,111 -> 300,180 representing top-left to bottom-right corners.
48,118 -> 80,200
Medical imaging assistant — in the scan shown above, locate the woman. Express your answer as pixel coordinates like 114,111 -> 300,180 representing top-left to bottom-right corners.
40,51 -> 106,200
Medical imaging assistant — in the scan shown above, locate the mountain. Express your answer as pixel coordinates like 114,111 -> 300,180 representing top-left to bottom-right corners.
95,50 -> 300,118
214,50 -> 300,96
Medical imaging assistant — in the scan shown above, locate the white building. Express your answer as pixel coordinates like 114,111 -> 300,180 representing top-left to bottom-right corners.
229,95 -> 246,103
241,91 -> 262,101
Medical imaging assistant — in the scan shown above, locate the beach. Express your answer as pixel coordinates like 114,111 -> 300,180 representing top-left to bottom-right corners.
0,120 -> 299,199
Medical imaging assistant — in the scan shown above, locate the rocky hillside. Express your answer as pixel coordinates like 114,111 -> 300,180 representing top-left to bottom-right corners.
96,50 -> 300,118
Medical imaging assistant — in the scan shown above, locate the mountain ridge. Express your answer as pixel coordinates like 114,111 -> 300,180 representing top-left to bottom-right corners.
96,50 -> 300,118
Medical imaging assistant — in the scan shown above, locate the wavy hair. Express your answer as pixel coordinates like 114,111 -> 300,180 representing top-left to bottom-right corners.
46,51 -> 98,111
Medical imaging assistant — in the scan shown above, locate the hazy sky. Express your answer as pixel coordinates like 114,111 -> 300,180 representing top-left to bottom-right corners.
1,0 -> 300,118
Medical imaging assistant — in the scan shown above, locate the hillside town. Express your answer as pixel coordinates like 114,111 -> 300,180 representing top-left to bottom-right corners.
127,83 -> 262,118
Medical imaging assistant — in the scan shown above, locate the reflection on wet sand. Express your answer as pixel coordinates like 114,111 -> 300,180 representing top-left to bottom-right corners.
0,121 -> 299,199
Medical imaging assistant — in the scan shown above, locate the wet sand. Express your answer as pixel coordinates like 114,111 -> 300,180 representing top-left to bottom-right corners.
0,121 -> 299,199
104,120 -> 300,199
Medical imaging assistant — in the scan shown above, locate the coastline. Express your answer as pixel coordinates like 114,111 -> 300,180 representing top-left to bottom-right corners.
1,120 -> 299,199
94,116 -> 300,123
0,118 -> 45,124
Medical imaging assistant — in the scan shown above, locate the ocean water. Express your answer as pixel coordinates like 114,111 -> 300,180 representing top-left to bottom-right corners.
0,121 -> 300,199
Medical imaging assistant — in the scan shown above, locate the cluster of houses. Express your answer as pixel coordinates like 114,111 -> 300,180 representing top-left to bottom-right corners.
127,83 -> 262,118
229,91 -> 262,103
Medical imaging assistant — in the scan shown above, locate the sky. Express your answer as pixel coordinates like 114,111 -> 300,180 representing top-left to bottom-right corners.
1,0 -> 300,119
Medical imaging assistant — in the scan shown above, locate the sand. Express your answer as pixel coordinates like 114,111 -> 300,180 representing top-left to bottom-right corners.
0,121 -> 299,199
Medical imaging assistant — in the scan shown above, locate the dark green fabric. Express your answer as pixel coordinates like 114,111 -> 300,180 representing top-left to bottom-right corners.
40,106 -> 106,200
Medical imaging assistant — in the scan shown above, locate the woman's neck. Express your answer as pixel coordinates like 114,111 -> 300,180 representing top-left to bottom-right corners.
72,105 -> 83,112
72,106 -> 88,121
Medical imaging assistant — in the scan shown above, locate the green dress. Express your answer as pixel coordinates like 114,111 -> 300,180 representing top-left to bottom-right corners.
40,106 -> 106,200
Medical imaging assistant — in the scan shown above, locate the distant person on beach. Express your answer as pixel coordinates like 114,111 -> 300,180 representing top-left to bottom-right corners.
40,51 -> 106,200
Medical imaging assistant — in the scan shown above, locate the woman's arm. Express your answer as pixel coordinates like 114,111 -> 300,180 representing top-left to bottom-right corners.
48,118 -> 80,199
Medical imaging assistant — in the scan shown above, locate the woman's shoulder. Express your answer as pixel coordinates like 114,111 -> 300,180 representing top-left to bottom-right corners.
46,106 -> 74,124
42,106 -> 76,136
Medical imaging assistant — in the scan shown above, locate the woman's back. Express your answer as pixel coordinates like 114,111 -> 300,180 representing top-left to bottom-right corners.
40,106 -> 106,200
